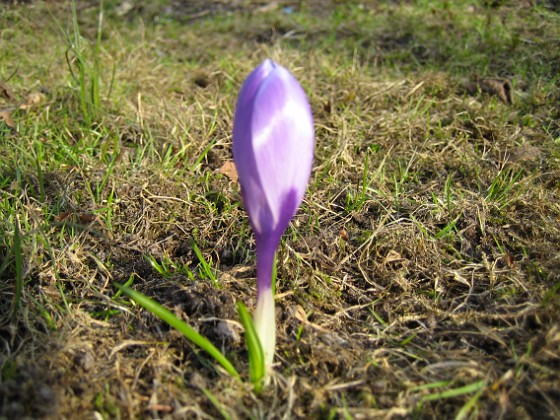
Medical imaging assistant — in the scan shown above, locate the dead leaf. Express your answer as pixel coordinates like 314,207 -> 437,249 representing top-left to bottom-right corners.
19,92 -> 47,110
77,213 -> 97,224
478,78 -> 513,104
462,77 -> 514,105
55,211 -> 71,222
0,109 -> 16,129
0,80 -> 16,101
218,161 -> 238,182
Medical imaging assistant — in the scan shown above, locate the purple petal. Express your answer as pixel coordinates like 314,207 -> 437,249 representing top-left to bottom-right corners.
233,59 -> 314,293
233,60 -> 314,237
250,65 -> 314,232
236,59 -> 275,113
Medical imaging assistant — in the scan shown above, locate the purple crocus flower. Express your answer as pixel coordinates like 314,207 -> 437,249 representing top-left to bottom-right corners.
233,59 -> 314,369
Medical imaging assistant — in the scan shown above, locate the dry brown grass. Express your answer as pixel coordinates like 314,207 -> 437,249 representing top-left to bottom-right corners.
1,0 -> 559,418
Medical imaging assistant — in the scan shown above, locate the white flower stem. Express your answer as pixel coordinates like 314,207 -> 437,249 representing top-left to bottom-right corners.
254,286 -> 276,371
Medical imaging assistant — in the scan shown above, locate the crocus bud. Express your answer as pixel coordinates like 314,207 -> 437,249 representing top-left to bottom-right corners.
233,59 -> 314,370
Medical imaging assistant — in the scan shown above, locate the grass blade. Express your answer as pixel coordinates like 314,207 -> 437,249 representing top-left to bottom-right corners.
455,385 -> 485,420
200,387 -> 231,420
12,215 -> 23,317
116,285 -> 240,381
191,238 -> 218,285
421,380 -> 485,402
237,301 -> 265,392
113,273 -> 135,299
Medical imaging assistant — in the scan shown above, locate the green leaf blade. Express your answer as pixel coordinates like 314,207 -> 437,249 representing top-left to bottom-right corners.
117,285 -> 240,381
237,301 -> 265,392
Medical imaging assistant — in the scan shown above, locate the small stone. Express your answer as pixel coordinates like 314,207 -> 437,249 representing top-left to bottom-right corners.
215,321 -> 241,344
75,351 -> 95,372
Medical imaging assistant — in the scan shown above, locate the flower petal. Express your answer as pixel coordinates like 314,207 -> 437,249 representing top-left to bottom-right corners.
233,60 -> 314,237
250,64 -> 314,234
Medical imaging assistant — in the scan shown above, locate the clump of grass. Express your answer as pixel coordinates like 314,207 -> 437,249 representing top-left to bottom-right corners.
51,0 -> 108,125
